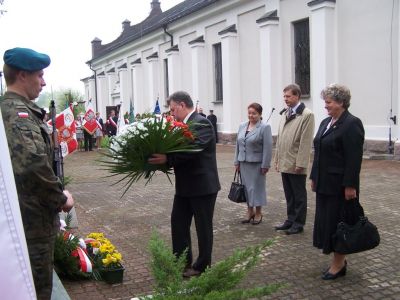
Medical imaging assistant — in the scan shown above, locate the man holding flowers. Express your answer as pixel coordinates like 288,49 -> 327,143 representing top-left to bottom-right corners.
148,91 -> 220,277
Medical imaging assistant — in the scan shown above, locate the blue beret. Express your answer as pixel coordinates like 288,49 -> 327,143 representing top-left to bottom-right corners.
3,47 -> 50,71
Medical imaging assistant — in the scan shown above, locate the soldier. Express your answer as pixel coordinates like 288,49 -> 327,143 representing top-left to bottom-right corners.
1,47 -> 74,300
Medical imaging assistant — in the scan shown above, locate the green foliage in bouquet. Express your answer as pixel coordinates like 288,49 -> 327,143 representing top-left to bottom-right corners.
54,232 -> 91,280
101,117 -> 200,196
142,231 -> 285,300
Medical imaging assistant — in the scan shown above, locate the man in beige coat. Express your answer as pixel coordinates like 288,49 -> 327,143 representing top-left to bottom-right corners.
274,84 -> 315,235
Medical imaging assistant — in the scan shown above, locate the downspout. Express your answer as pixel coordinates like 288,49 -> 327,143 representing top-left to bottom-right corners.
88,62 -> 98,110
163,24 -> 174,47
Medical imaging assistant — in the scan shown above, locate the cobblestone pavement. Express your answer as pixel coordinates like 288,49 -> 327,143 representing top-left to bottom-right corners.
61,145 -> 400,300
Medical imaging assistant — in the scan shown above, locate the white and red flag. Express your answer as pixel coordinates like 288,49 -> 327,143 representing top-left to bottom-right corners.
82,101 -> 98,135
48,106 -> 78,157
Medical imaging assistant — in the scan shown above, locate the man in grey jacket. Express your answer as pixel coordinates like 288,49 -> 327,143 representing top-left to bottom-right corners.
274,84 -> 315,235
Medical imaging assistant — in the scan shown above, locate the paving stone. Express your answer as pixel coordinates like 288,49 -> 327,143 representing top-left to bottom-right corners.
60,146 -> 400,300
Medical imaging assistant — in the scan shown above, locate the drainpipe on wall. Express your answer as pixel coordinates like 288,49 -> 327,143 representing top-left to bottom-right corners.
163,24 -> 174,47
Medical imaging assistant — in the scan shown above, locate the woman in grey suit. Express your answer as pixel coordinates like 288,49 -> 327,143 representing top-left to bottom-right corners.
234,103 -> 273,224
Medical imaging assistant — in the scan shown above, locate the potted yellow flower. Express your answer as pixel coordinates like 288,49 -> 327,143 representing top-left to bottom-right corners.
86,233 -> 124,284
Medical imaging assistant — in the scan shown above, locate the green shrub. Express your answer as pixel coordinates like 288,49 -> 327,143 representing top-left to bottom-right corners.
142,231 -> 285,300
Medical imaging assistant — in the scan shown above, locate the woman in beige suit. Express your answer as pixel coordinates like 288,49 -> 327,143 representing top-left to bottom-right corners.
234,103 -> 273,225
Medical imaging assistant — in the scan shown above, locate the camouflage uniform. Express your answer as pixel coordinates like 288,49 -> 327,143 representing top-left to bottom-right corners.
0,91 -> 67,300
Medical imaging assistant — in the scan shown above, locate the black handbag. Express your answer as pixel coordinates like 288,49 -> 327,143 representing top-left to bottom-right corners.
332,200 -> 380,254
228,170 -> 247,203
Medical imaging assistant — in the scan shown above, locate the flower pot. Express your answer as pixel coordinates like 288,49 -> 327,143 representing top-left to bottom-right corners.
100,266 -> 124,284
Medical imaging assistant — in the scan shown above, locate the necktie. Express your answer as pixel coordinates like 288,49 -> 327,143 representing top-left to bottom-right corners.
287,108 -> 293,118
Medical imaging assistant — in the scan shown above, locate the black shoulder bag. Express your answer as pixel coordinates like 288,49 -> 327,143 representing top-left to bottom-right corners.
228,170 -> 247,203
332,199 -> 380,254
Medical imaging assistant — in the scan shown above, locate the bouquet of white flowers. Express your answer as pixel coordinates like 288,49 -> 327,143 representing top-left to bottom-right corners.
101,116 -> 200,196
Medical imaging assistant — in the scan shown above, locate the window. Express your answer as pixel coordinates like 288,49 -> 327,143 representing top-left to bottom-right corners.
293,19 -> 310,97
213,43 -> 223,102
164,58 -> 169,101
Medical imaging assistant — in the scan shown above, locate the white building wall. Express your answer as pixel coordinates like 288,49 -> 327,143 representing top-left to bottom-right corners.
238,6 -> 264,123
142,48 -> 153,112
179,32 -> 196,98
132,62 -> 144,114
205,20 -> 226,125
337,0 -> 398,141
190,40 -> 206,112
97,74 -> 108,119
118,66 -> 130,115
159,41 -> 171,107
279,0 -> 310,91
83,0 -> 400,153
308,1 -> 337,128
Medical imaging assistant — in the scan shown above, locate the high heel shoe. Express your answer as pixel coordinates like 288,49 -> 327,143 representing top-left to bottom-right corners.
322,263 -> 347,280
241,215 -> 255,224
251,215 -> 263,225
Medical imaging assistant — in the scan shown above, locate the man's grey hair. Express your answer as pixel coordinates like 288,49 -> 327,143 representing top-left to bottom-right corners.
167,91 -> 194,108
321,83 -> 351,110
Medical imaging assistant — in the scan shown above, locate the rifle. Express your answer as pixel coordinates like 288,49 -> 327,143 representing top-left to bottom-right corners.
50,100 -> 64,189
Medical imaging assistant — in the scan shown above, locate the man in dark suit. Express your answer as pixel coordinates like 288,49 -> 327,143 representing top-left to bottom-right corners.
207,109 -> 218,143
198,107 -> 206,117
148,91 -> 220,277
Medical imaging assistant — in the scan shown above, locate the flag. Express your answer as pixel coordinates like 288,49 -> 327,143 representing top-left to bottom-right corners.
154,98 -> 161,115
47,106 -> 78,157
129,101 -> 135,124
82,101 -> 97,135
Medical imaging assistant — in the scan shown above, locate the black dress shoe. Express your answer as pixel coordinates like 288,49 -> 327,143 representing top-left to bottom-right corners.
322,260 -> 347,275
285,227 -> 303,235
183,268 -> 202,278
322,264 -> 347,280
274,222 -> 292,231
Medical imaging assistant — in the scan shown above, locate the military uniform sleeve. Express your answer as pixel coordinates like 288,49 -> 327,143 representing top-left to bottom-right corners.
6,111 -> 67,212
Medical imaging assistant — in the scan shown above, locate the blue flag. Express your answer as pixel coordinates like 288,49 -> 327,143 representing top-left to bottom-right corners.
153,99 -> 161,115
129,101 -> 135,123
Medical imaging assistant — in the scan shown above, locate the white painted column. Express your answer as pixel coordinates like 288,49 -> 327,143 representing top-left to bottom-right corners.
97,72 -> 108,119
147,56 -> 160,111
107,69 -> 118,106
257,11 -> 281,126
308,0 -> 336,126
118,66 -> 130,115
219,29 -> 241,134
88,77 -> 96,104
166,47 -> 181,93
189,38 -> 206,106
132,61 -> 144,114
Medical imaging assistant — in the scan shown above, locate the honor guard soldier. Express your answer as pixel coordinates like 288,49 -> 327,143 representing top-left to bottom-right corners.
1,47 -> 74,300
